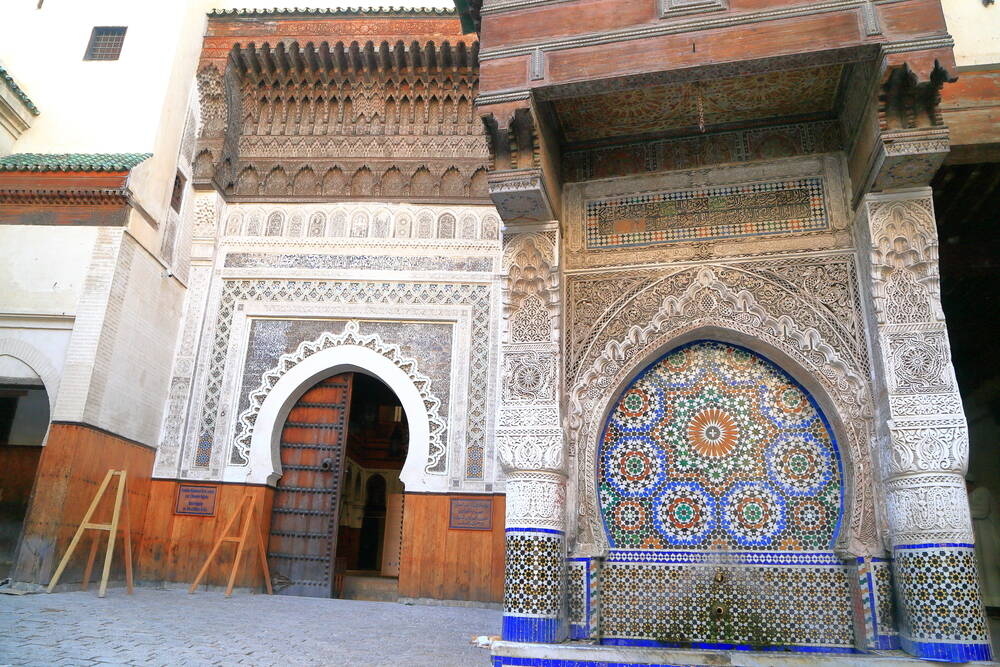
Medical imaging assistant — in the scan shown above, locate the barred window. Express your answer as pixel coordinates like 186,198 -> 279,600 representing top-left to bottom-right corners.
170,171 -> 186,212
84,26 -> 127,61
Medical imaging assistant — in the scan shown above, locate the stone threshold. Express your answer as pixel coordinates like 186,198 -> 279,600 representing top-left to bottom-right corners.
490,640 -> 999,666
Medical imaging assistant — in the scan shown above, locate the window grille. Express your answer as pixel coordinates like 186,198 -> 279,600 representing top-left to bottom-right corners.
84,26 -> 127,60
170,171 -> 186,212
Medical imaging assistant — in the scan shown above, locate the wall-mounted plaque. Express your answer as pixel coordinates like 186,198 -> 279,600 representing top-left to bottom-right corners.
448,497 -> 493,531
175,484 -> 218,516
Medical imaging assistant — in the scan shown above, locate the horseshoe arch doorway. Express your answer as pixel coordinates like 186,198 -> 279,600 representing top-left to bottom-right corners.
267,372 -> 408,599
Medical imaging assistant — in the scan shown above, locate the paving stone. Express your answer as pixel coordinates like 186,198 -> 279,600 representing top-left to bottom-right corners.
1,589 -> 500,666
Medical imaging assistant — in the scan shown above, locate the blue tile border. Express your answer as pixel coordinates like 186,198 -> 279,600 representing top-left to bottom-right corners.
605,549 -> 842,565
893,543 -> 974,550
494,657 -> 690,667
502,615 -> 561,643
900,636 -> 993,663
600,638 -> 860,653
505,527 -> 565,535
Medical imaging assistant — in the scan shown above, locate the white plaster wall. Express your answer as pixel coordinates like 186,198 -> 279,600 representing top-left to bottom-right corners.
942,0 -> 1000,67
0,1 -> 207,267
1,0 -> 449,262
0,324 -> 72,381
84,234 -> 185,446
0,226 -> 98,316
1,1 -> 195,157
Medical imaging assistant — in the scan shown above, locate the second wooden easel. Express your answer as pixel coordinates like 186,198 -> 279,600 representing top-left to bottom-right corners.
47,469 -> 133,598
188,494 -> 273,597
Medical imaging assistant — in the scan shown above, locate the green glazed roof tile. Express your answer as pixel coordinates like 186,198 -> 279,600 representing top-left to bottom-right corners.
0,153 -> 152,172
208,6 -> 457,18
0,65 -> 40,116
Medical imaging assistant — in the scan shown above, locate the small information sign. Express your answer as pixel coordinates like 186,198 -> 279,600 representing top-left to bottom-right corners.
175,484 -> 218,516
448,497 -> 493,531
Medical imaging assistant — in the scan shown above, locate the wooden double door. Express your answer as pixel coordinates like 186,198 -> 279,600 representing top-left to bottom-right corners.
267,374 -> 352,597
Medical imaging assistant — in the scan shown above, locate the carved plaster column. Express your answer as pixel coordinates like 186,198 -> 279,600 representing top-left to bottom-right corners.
858,188 -> 992,662
153,190 -> 221,478
496,224 -> 568,643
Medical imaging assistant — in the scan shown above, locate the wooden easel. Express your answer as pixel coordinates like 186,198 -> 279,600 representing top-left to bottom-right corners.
188,495 -> 273,597
47,469 -> 133,598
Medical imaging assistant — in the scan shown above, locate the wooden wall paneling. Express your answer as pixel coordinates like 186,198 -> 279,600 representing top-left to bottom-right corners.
398,492 -> 422,598
428,495 -> 451,600
398,493 -> 505,603
138,481 -> 273,590
14,423 -> 154,586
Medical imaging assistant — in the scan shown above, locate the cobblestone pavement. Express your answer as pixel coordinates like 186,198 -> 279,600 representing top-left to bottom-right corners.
0,588 -> 501,666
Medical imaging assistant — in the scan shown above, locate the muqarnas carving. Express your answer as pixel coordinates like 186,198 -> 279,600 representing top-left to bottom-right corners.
194,39 -> 489,203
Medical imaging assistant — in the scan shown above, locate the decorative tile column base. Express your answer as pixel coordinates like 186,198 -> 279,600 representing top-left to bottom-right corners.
893,543 -> 992,662
502,528 -> 566,643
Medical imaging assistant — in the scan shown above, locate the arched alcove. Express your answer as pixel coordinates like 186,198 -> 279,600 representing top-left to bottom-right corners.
598,339 -> 844,550
592,337 -> 855,651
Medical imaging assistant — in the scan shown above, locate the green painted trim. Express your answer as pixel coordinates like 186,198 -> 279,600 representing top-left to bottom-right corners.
0,65 -> 39,116
453,0 -> 477,33
0,153 -> 152,172
208,6 -> 458,19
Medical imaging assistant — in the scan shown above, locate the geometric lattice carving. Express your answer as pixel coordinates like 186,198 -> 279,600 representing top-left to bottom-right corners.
233,320 -> 446,473
191,279 -> 492,480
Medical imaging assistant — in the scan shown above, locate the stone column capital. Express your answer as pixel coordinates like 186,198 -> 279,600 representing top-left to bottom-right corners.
495,428 -> 566,475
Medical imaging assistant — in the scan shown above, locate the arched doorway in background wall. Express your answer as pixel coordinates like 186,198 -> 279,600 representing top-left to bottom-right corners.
267,372 -> 407,599
0,359 -> 51,579
598,340 -> 852,650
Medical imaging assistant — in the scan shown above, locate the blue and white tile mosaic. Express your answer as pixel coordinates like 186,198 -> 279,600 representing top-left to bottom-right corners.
600,550 -> 854,650
595,340 -> 852,650
893,543 -> 992,662
504,529 -> 564,643
852,556 -> 899,651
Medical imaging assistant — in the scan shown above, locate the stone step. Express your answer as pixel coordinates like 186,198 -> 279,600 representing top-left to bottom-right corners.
339,574 -> 399,602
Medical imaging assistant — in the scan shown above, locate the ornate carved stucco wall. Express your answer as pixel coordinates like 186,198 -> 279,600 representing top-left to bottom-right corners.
562,155 -> 879,558
552,153 -> 897,650
153,199 -> 504,493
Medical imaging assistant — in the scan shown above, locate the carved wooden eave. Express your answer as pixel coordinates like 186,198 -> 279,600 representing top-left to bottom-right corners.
852,57 -> 957,201
228,40 -> 479,80
191,8 -> 487,202
479,98 -> 563,225
0,175 -> 133,226
0,155 -> 154,225
879,60 -> 956,132
0,187 -> 129,206
193,30 -> 490,203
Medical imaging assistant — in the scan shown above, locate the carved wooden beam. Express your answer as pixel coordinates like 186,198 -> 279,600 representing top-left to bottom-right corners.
479,99 -> 560,224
